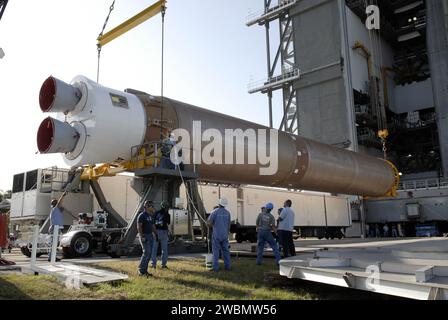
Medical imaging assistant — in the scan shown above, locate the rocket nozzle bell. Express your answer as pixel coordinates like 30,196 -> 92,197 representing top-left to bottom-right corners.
39,76 -> 82,113
37,117 -> 79,154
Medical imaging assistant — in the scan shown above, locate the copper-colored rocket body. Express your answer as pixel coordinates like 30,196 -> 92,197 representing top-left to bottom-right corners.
136,93 -> 396,197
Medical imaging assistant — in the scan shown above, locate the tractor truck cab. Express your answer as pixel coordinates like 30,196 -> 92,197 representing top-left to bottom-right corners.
59,210 -> 124,258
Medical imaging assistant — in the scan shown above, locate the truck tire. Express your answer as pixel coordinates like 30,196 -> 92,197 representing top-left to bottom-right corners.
102,232 -> 122,253
106,233 -> 123,258
249,233 -> 258,243
21,245 -> 43,258
336,230 -> 344,240
67,232 -> 93,258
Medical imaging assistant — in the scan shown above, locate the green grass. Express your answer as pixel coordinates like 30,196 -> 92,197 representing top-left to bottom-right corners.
0,258 -> 394,300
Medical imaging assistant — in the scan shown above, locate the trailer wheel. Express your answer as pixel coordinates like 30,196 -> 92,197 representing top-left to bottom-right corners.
102,232 -> 122,253
106,233 -> 123,258
235,233 -> 244,244
249,233 -> 258,243
21,245 -> 43,258
68,232 -> 93,258
62,247 -> 73,258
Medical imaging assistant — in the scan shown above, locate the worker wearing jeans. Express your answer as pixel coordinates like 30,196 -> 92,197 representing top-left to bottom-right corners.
207,198 -> 231,271
151,201 -> 171,268
256,204 -> 281,265
137,201 -> 156,277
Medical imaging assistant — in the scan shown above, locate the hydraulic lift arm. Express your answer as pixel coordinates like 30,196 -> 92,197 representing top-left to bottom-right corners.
89,180 -> 127,228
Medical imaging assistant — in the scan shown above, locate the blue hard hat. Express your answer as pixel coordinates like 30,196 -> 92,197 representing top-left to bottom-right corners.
265,203 -> 274,210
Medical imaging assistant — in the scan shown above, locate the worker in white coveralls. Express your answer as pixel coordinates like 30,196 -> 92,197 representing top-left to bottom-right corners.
207,198 -> 231,271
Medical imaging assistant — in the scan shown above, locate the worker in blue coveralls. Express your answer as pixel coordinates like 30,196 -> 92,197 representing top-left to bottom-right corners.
151,200 -> 171,269
256,203 -> 281,265
207,198 -> 231,271
137,200 -> 157,277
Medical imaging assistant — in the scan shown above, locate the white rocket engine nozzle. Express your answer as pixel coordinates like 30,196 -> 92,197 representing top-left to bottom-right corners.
39,76 -> 82,114
36,75 -> 147,165
37,117 -> 79,154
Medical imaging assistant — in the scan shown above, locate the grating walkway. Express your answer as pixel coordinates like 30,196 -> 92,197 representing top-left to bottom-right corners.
22,262 -> 128,286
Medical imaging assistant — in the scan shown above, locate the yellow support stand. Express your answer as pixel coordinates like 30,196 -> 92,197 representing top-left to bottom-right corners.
79,146 -> 162,181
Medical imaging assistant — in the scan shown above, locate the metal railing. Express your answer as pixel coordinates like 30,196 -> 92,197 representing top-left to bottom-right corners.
389,112 -> 436,131
246,0 -> 298,26
130,141 -> 197,173
398,178 -> 448,191
40,167 -> 71,193
248,68 -> 300,93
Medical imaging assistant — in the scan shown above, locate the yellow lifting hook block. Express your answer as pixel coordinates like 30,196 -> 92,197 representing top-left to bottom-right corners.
378,129 -> 389,140
97,0 -> 167,48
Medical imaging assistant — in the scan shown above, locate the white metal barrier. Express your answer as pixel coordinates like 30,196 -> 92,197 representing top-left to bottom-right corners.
30,224 -> 60,269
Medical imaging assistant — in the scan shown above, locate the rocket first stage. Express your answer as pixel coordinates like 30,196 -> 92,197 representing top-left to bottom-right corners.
37,76 -> 399,197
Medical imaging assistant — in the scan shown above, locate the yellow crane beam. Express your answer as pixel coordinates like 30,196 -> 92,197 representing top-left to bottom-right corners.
97,0 -> 166,48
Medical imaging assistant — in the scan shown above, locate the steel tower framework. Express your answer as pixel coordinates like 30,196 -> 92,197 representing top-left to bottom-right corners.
247,0 -> 300,134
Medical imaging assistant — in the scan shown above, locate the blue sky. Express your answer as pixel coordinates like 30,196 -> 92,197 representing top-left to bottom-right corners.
0,0 -> 284,191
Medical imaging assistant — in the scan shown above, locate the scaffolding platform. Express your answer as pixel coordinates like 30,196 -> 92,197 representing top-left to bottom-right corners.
279,238 -> 448,300
248,68 -> 300,94
246,0 -> 298,26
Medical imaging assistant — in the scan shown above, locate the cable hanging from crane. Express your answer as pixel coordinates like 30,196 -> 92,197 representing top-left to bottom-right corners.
95,0 -> 167,86
363,0 -> 389,160
159,4 -> 166,139
96,0 -> 116,83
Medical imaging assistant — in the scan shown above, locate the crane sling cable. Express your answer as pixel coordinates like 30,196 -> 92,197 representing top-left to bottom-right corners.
159,4 -> 166,140
364,0 -> 389,159
96,0 -> 167,83
96,0 -> 116,83
176,163 -> 211,254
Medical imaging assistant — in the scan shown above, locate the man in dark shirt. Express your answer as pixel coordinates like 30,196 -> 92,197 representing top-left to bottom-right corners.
151,200 -> 171,269
137,200 -> 156,277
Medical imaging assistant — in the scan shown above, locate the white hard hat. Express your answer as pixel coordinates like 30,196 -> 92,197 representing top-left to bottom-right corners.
218,197 -> 228,207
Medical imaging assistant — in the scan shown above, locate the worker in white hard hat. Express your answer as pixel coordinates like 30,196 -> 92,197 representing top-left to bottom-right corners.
207,197 -> 231,271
